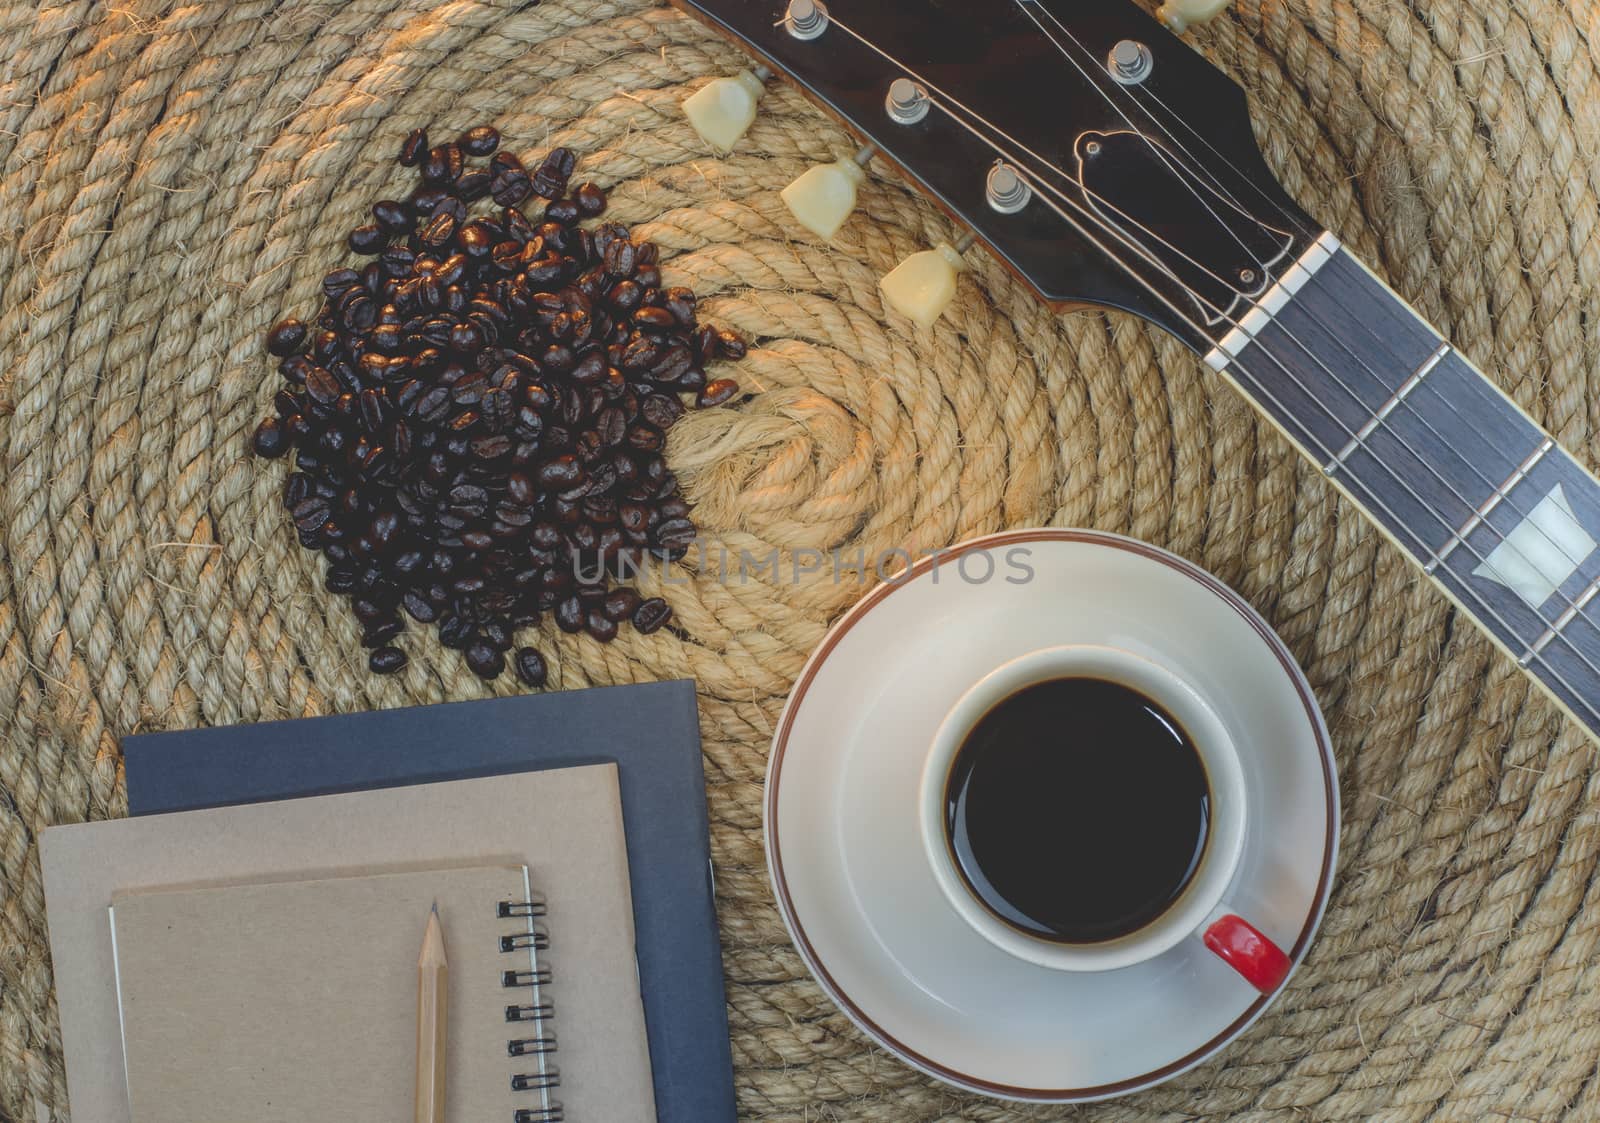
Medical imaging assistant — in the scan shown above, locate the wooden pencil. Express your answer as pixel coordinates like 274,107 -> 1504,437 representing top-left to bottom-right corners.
415,901 -> 448,1123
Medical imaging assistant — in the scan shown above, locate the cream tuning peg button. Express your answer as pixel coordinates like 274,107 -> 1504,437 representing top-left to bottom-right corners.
683,69 -> 766,152
1157,0 -> 1230,32
781,146 -> 874,239
879,239 -> 969,329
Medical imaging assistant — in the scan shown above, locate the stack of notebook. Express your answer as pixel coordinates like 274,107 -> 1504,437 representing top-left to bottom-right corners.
42,679 -> 736,1123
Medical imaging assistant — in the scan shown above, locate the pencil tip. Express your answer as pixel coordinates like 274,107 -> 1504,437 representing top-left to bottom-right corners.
431,900 -> 439,916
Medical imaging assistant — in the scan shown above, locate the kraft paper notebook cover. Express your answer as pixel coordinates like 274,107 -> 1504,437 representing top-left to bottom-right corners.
123,680 -> 735,1123
42,765 -> 654,1122
110,865 -> 557,1122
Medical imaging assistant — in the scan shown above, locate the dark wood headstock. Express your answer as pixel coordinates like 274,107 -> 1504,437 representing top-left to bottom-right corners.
672,0 -> 1321,352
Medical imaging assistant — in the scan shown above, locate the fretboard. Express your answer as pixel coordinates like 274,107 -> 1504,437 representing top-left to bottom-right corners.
1205,233 -> 1600,739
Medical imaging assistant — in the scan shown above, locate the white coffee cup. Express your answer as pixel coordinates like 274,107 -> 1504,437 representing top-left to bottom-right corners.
919,644 -> 1290,991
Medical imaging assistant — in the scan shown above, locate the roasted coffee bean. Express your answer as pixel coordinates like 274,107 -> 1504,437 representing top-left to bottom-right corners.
359,387 -> 389,432
325,568 -> 358,594
664,287 -> 697,327
537,455 -> 583,489
363,619 -> 405,648
252,128 -> 745,679
554,596 -> 585,633
438,614 -> 472,648
253,417 -> 290,457
465,642 -> 505,680
402,591 -> 438,623
573,182 -> 606,217
459,124 -> 500,156
602,586 -> 641,622
348,223 -> 387,254
655,517 -> 695,550
606,280 -> 642,314
626,423 -> 663,452
532,147 -> 576,198
304,366 -> 341,405
492,166 -> 532,207
399,127 -> 429,167
632,597 -> 672,634
266,318 -> 307,356
369,645 -> 408,674
456,169 -> 493,202
372,199 -> 411,233
459,220 -> 496,257
634,306 -> 675,331
603,238 -> 637,278
698,379 -> 740,408
514,647 -> 548,687
545,198 -> 580,224
420,210 -> 456,248
482,620 -> 512,651
717,329 -> 748,359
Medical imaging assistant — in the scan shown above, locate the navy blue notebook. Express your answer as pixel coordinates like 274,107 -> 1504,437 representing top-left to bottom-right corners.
123,679 -> 735,1123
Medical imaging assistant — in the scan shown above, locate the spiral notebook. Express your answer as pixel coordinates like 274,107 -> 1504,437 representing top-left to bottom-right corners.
110,864 -> 560,1122
42,764 -> 656,1122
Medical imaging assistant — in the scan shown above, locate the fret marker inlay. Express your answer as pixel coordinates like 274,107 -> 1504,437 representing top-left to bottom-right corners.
1469,481 -> 1595,609
1324,342 -> 1452,474
1426,439 -> 1556,575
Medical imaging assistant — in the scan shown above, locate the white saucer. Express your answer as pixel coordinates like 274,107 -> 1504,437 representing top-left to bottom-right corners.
765,529 -> 1339,1101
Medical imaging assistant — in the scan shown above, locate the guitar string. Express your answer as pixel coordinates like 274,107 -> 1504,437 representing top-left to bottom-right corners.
798,16 -> 1600,715
919,88 -> 1598,594
1011,6 -> 1600,581
837,2 -> 1600,596
1002,160 -> 1600,725
1006,0 -> 1276,270
1019,0 -> 1325,242
808,11 -> 1270,317
906,66 -> 1600,715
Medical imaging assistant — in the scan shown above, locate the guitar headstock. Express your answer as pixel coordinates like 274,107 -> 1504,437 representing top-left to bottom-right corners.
673,0 -> 1321,351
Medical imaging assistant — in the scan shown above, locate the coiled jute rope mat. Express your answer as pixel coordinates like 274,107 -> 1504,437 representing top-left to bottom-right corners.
2,0 -> 1600,1117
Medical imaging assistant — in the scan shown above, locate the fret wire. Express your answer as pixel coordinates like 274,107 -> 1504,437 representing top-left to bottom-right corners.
1424,439 -> 1556,574
1027,0 -> 1600,610
1288,256 -> 1600,588
1522,575 -> 1600,666
1324,341 -> 1451,472
1027,1 -> 1600,601
812,15 -> 1600,722
999,7 -> 1600,714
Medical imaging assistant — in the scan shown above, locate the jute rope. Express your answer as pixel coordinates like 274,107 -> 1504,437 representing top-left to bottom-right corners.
2,0 -> 1599,1117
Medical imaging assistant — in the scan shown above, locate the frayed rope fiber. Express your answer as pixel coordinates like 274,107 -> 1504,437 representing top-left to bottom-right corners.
3,0 -> 1600,1118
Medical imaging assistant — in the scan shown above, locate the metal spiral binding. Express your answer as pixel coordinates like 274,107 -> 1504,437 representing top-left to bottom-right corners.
503,966 -> 553,988
506,999 -> 554,1022
499,898 -> 561,1123
508,1033 -> 558,1056
500,930 -> 550,953
498,899 -> 548,919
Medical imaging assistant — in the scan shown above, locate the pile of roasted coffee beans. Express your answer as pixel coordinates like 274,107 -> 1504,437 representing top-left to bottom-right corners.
250,125 -> 744,683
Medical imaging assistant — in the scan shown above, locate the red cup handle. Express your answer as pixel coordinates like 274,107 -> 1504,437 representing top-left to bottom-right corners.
1202,913 -> 1291,994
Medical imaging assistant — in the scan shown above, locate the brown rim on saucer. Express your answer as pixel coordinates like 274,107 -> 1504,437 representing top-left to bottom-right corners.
764,528 -> 1339,1101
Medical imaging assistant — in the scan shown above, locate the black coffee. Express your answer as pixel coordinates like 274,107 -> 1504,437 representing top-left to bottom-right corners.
943,676 -> 1210,944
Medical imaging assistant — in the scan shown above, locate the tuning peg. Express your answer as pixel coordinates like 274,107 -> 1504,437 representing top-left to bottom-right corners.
683,66 -> 770,152
1157,0 -> 1230,32
781,145 -> 875,240
879,234 -> 974,329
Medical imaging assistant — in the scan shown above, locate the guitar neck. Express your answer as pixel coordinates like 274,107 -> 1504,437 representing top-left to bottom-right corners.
1206,234 -> 1600,736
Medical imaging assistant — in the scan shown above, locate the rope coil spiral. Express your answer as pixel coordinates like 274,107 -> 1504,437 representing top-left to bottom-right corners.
2,0 -> 1600,1117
